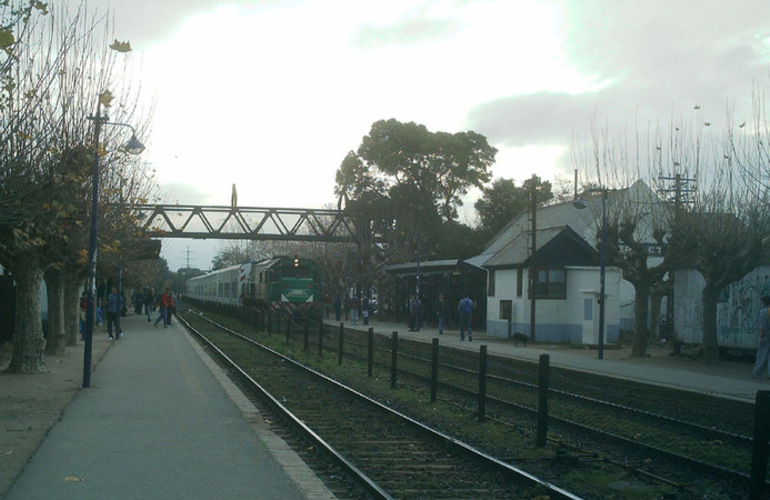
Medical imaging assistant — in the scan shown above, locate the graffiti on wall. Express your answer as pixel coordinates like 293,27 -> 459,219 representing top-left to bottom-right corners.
675,267 -> 770,349
718,271 -> 770,347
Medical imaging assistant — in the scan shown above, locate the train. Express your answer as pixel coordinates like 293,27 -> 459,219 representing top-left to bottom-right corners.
185,256 -> 323,317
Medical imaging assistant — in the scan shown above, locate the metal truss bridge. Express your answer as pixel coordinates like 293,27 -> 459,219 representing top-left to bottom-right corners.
131,203 -> 366,243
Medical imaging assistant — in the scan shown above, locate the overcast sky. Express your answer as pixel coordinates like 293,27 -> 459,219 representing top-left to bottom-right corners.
89,0 -> 770,270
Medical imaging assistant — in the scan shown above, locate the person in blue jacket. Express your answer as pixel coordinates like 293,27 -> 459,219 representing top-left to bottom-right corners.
457,294 -> 474,341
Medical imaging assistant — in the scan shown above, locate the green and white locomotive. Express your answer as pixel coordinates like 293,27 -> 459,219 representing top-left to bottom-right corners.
186,256 -> 322,316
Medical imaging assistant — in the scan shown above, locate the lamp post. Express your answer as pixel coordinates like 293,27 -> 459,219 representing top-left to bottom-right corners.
82,103 -> 144,388
574,188 -> 607,359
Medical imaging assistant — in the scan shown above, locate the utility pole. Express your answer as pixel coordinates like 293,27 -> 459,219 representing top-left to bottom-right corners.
658,172 -> 696,334
529,183 -> 537,342
659,173 -> 696,210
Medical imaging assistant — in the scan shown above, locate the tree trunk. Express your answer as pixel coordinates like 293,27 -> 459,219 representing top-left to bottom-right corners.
701,285 -> 720,364
649,292 -> 662,338
63,267 -> 82,346
43,268 -> 65,356
631,283 -> 650,357
6,264 -> 46,373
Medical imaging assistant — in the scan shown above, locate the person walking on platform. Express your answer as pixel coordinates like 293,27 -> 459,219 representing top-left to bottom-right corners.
753,295 -> 770,379
408,294 -> 421,331
458,294 -> 474,341
106,287 -> 124,340
167,293 -> 177,325
434,293 -> 448,335
362,295 -> 371,325
154,288 -> 172,328
349,295 -> 360,325
143,288 -> 155,322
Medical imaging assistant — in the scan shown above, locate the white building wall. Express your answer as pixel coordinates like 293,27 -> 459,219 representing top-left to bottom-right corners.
486,266 -> 621,344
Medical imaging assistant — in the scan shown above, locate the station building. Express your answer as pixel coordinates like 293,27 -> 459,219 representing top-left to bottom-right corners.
385,180 -> 662,345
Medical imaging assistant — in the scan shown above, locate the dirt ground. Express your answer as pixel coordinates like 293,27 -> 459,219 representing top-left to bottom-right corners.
0,330 -> 755,496
0,335 -> 112,497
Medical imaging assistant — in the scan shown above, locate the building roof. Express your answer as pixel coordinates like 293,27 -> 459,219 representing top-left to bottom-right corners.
476,179 -> 660,269
383,180 -> 662,274
483,225 -> 595,269
382,258 -> 487,277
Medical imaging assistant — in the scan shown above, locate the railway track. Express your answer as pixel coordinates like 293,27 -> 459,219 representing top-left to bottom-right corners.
180,305 -> 764,498
178,310 -> 581,499
335,327 -> 758,495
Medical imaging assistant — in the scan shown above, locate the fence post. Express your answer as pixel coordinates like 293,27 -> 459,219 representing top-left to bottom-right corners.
390,331 -> 398,389
478,345 -> 487,421
430,338 -> 439,403
367,328 -> 374,377
318,320 -> 324,357
536,354 -> 550,447
750,390 -> 770,499
338,323 -> 345,365
507,316 -> 512,340
303,317 -> 309,352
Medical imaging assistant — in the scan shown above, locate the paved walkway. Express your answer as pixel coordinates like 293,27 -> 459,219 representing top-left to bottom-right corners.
327,318 -> 767,403
6,315 -> 334,500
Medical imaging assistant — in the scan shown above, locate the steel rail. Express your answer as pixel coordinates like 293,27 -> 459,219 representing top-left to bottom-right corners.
181,310 -> 583,500
177,313 -> 393,500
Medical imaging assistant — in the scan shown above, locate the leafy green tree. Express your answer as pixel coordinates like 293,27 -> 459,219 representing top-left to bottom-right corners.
337,118 -> 496,223
475,176 -> 553,241
335,119 -> 496,276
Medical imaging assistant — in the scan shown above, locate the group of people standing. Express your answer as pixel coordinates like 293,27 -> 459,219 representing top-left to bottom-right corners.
330,293 -> 375,326
409,293 -> 475,341
78,286 -> 178,341
78,288 -> 125,341
136,287 -> 176,328
327,289 -> 477,340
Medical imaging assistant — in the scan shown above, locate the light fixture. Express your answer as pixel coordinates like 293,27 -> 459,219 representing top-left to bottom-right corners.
122,134 -> 145,154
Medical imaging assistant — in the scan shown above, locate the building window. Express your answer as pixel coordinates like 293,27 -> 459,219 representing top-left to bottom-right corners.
488,270 -> 496,297
533,268 -> 566,299
500,300 -> 512,320
516,268 -> 523,297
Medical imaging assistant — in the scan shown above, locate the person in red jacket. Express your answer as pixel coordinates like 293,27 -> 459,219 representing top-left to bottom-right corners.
154,288 -> 173,328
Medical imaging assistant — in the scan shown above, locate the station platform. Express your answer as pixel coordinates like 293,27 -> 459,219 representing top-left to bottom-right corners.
5,315 -> 334,500
327,318 -> 767,403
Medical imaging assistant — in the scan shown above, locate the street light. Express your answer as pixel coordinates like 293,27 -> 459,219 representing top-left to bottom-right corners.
574,188 -> 607,359
82,103 -> 145,388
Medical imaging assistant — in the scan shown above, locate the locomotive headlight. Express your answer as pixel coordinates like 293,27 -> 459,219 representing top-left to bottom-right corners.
293,255 -> 299,267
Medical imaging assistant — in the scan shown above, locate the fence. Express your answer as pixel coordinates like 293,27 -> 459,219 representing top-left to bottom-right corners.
185,299 -> 769,498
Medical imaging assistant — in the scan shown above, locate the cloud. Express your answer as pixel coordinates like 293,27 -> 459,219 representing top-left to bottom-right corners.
467,0 -> 770,154
353,17 -> 458,49
156,182 -> 217,205
468,92 -> 597,147
87,0 -> 294,45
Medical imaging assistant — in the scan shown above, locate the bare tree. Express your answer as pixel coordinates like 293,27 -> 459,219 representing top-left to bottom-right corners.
572,117 -> 678,358
575,102 -> 770,362
0,3 -> 153,372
